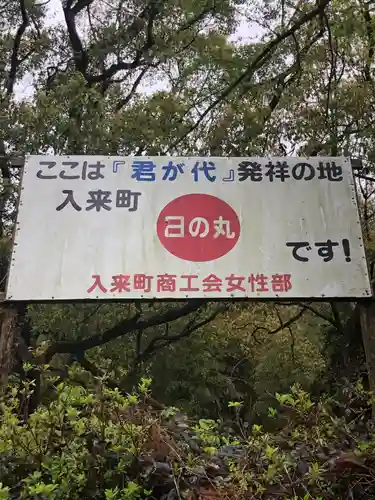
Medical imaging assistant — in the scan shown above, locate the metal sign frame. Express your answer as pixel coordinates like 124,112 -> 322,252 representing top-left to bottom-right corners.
0,155 -> 372,303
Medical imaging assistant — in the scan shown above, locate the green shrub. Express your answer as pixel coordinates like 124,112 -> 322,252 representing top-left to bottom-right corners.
1,369 -> 375,499
0,370 -> 155,499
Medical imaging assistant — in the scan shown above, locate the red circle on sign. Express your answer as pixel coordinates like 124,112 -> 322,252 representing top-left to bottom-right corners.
156,194 -> 240,262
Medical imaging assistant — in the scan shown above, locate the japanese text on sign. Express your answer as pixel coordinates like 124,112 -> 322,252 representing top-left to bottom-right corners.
6,155 -> 371,301
34,157 -> 346,213
36,157 -> 344,185
87,272 -> 293,294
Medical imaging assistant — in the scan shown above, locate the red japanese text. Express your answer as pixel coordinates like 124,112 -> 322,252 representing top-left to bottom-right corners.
87,273 -> 293,294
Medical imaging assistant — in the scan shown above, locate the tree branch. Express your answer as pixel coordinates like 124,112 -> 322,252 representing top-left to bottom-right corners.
168,0 -> 331,151
251,307 -> 307,340
75,304 -> 103,329
123,304 -> 228,383
63,0 -> 165,85
115,66 -> 150,111
178,6 -> 213,32
363,1 -> 374,82
139,304 -> 228,364
330,302 -> 343,333
5,0 -> 30,96
71,0 -> 95,15
355,173 -> 375,183
43,300 -> 205,362
63,2 -> 89,75
324,13 -> 335,121
281,301 -> 339,328
261,27 -> 325,122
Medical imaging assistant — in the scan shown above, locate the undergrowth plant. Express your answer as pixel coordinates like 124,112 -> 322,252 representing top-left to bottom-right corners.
1,367 -> 375,499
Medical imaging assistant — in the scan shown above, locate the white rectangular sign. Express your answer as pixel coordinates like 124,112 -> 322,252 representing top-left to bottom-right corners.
6,155 -> 371,300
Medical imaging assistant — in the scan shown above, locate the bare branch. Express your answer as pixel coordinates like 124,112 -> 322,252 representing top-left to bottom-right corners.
122,304 -> 228,385
115,66 -> 150,111
76,304 -> 102,329
43,300 -> 205,362
251,307 -> 307,340
281,301 -> 339,328
355,173 -> 375,183
139,304 -> 228,363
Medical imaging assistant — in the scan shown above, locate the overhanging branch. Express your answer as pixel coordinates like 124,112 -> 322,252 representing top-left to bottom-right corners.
43,300 -> 205,363
115,66 -> 150,110
63,0 -> 165,84
251,307 -> 307,341
139,304 -> 228,363
168,0 -> 331,151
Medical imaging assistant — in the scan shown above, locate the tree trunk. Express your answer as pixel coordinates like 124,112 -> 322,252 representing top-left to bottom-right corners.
360,300 -> 375,418
0,306 -> 19,388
